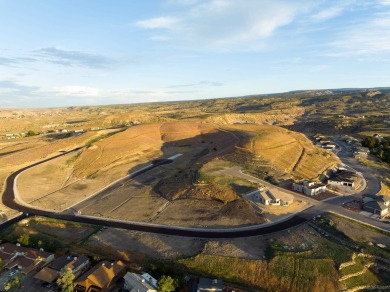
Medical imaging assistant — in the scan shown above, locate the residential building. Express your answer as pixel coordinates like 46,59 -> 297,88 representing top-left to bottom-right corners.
74,260 -> 126,292
328,169 -> 358,188
0,243 -> 54,275
292,181 -> 327,196
353,147 -> 369,159
123,272 -> 157,292
197,278 -> 223,292
256,187 -> 294,206
34,255 -> 90,284
362,194 -> 389,217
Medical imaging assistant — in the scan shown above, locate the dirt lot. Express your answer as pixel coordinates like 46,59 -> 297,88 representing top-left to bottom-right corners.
258,200 -> 309,222
326,214 -> 390,246
86,228 -> 206,260
152,198 -> 264,227
12,122 -> 335,228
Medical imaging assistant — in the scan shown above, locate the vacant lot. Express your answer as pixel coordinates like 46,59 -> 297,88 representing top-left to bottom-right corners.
14,122 -> 337,227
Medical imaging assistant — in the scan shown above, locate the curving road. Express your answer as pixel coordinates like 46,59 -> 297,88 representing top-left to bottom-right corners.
2,140 -> 390,238
1,148 -> 308,238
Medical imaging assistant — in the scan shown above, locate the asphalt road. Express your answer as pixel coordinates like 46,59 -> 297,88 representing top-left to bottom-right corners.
1,148 -> 308,238
2,138 -> 390,238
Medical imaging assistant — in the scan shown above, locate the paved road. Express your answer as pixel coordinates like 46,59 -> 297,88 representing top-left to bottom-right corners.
223,168 -> 390,231
2,136 -> 390,238
1,148 -> 308,238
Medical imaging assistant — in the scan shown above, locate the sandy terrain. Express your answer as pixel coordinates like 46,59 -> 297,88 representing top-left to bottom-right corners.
259,200 -> 309,222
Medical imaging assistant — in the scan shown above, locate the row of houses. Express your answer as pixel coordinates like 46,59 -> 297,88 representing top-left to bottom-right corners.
0,243 -> 224,292
313,134 -> 337,150
292,168 -> 360,197
1,129 -> 85,140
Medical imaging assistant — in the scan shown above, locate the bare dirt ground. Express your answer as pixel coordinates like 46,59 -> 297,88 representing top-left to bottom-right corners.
85,228 -> 206,260
12,122 -> 334,228
85,222 -> 319,261
152,198 -> 264,227
258,200 -> 309,222
326,214 -> 390,246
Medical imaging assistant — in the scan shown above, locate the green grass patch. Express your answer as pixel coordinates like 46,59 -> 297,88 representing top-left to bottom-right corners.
342,269 -> 380,290
85,128 -> 127,148
269,256 -> 339,292
339,257 -> 372,277
179,253 -> 340,292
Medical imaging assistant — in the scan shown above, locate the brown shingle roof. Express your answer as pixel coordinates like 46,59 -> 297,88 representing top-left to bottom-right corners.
34,267 -> 59,283
74,260 -> 126,290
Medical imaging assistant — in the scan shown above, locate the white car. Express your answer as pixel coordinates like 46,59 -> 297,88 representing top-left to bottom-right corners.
8,270 -> 20,277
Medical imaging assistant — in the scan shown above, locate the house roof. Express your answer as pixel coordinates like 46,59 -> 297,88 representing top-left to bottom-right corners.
330,170 -> 357,183
50,255 -> 74,271
34,267 -> 59,283
197,278 -> 223,291
65,255 -> 89,271
267,188 -> 294,202
0,243 -> 53,274
141,273 -> 157,289
124,272 -> 157,292
364,201 -> 388,211
0,243 -> 52,260
74,260 -> 126,290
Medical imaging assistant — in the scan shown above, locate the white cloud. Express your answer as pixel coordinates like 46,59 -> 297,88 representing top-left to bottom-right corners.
136,0 -> 314,51
331,11 -> 390,55
51,86 -> 101,97
378,0 -> 390,5
135,17 -> 179,29
311,6 -> 344,21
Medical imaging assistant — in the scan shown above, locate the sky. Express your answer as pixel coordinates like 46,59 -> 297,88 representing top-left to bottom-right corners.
0,0 -> 390,108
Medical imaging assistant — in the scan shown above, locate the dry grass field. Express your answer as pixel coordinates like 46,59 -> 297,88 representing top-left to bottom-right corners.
11,121 -> 337,226
227,124 -> 339,180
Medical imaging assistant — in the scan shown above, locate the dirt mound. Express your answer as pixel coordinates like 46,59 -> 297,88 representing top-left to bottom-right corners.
208,199 -> 264,224
159,122 -> 216,142
184,184 -> 239,203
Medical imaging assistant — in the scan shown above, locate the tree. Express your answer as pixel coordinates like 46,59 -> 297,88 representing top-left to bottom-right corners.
157,275 -> 178,292
26,130 -> 36,137
56,268 -> 75,292
4,274 -> 23,291
17,234 -> 30,246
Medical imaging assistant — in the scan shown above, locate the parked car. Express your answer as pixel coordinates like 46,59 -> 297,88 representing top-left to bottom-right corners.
8,269 -> 20,277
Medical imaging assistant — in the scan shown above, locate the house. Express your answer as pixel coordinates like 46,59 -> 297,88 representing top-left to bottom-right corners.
0,243 -> 54,275
362,194 -> 389,217
65,255 -> 90,278
123,272 -> 157,292
34,255 -> 90,284
257,187 -> 294,206
328,169 -> 358,189
197,278 -> 223,292
292,181 -> 326,196
322,142 -> 337,150
74,260 -> 126,292
353,147 -> 369,159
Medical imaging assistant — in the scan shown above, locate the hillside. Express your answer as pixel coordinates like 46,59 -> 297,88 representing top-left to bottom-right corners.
227,124 -> 338,180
